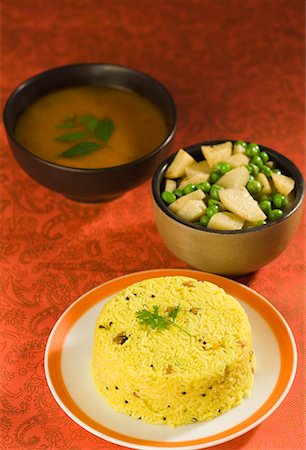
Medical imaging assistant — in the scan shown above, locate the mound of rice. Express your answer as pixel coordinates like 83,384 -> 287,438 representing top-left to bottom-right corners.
91,276 -> 255,426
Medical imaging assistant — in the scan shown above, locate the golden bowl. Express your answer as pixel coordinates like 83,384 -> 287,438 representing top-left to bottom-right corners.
152,140 -> 304,276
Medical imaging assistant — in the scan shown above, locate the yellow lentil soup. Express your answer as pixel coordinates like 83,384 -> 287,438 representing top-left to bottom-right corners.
14,86 -> 168,169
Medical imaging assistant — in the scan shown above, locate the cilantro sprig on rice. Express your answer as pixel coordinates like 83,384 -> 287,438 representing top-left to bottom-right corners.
136,305 -> 192,336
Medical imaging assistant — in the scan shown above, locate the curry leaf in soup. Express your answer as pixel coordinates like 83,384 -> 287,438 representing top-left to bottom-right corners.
55,131 -> 88,142
56,121 -> 75,129
95,118 -> 115,142
59,141 -> 102,158
86,117 -> 99,132
80,113 -> 94,124
56,114 -> 77,128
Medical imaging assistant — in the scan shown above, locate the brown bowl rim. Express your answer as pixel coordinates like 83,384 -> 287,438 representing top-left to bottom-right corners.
3,62 -> 177,174
152,140 -> 304,235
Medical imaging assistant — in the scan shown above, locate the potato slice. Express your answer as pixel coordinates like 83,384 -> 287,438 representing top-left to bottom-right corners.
225,153 -> 250,168
176,200 -> 207,222
219,187 -> 266,222
217,166 -> 250,189
233,142 -> 246,154
266,160 -> 275,169
271,172 -> 295,196
165,179 -> 177,192
256,172 -> 272,195
244,220 -> 265,229
185,160 -> 210,177
169,189 -> 205,214
207,212 -> 245,230
165,149 -> 196,179
201,141 -> 232,168
178,172 -> 210,189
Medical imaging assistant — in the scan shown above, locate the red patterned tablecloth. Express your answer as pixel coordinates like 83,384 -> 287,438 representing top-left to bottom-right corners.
1,1 -> 305,449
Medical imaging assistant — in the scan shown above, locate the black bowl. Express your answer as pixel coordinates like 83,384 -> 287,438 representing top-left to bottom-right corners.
3,63 -> 176,202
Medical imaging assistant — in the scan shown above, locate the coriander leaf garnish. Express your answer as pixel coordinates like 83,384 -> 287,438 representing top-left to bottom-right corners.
54,131 -> 88,142
136,305 -> 192,336
167,305 -> 180,322
95,118 -> 115,142
136,305 -> 170,330
59,141 -> 102,158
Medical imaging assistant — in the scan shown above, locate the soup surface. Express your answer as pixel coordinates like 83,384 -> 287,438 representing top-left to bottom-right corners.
14,86 -> 168,169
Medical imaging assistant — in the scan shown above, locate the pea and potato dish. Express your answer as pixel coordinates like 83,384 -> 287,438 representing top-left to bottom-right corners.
161,141 -> 295,230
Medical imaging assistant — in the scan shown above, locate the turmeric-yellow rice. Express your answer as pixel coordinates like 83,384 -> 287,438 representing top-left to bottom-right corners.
91,276 -> 255,426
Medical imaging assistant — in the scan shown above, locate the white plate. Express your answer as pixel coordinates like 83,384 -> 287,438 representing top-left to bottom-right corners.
45,269 -> 297,450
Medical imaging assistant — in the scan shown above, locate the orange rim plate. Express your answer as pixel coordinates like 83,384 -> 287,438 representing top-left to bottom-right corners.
44,269 -> 297,450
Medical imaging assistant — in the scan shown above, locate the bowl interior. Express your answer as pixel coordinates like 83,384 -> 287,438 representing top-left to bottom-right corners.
152,140 -> 304,234
5,63 -> 176,127
3,64 -> 177,202
4,63 -> 177,168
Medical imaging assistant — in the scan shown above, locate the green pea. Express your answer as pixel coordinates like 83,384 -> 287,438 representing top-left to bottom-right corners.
196,181 -> 211,193
255,220 -> 267,227
234,140 -> 247,150
250,155 -> 264,168
248,163 -> 260,176
215,161 -> 232,174
259,194 -> 272,202
248,174 -> 255,182
183,184 -> 197,195
161,191 -> 176,204
268,209 -> 284,221
210,184 -> 223,200
247,180 -> 262,195
173,188 -> 184,198
206,204 -> 219,218
259,151 -> 269,163
246,142 -> 260,157
259,200 -> 272,214
272,193 -> 286,209
199,215 -> 210,227
208,199 -> 220,208
272,168 -> 281,175
261,165 -> 272,177
210,170 -> 221,183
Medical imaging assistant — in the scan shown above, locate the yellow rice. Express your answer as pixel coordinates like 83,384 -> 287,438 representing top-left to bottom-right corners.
91,276 -> 255,426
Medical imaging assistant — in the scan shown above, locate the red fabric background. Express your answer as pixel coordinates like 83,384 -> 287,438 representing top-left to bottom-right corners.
1,0 -> 305,449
